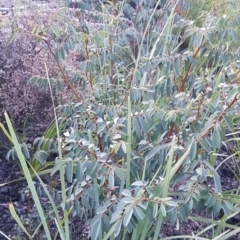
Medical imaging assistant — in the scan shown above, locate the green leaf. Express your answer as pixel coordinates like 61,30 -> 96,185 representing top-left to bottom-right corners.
91,218 -> 102,240
122,189 -> 132,197
165,201 -> 178,207
97,124 -> 106,135
224,115 -> 233,131
103,221 -> 120,240
190,141 -> 197,160
97,207 -> 107,214
170,140 -> 191,179
223,200 -> 235,212
34,150 -> 49,164
131,181 -> 147,187
214,72 -> 224,92
174,57 -> 180,75
133,118 -> 141,137
212,129 -> 221,149
82,196 -> 91,209
134,206 -> 145,221
123,208 -> 133,227
5,112 -> 52,240
160,204 -> 166,217
138,116 -> 148,133
166,77 -> 172,96
206,194 -> 216,208
110,210 -> 123,224
193,33 -> 203,48
196,167 -> 203,176
121,197 -> 134,204
76,162 -> 84,182
179,204 -> 188,221
121,141 -> 130,154
103,200 -> 112,209
114,220 -> 122,238
213,199 -> 222,216
188,198 -> 193,211
222,203 -> 230,216
60,47 -> 65,60
51,160 -> 66,176
153,203 -> 158,218
66,161 -> 73,183
213,171 -> 222,193
203,32 -> 211,42
64,42 -> 70,56
22,145 -> 30,159
210,93 -> 220,108
91,214 -> 102,228
182,129 -> 187,141
137,202 -> 148,210
227,88 -> 238,102
51,26 -> 60,37
230,29 -> 237,43
199,138 -> 210,152
112,143 -> 121,154
146,148 -> 158,161
109,169 -> 115,190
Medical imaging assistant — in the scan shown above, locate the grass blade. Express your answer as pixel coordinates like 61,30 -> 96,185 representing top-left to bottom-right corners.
5,112 -> 52,240
126,96 -> 131,188
9,203 -> 32,239
153,136 -> 176,240
45,63 -> 69,239
0,231 -> 12,240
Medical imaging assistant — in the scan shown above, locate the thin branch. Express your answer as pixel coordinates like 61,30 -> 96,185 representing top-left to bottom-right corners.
44,40 -> 83,102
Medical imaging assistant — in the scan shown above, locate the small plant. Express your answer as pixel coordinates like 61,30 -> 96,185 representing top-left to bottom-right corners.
0,119 -> 63,175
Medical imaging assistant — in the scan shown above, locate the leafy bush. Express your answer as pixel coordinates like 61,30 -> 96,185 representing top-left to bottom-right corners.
2,0 -> 240,239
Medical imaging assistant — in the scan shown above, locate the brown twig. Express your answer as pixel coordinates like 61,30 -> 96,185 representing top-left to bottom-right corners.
44,40 -> 83,102
84,37 -> 94,91
68,0 -> 82,23
197,95 -> 239,140
179,47 -> 201,92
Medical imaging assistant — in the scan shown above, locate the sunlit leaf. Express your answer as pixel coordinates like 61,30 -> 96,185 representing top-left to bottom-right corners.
122,189 -> 132,197
91,217 -> 102,240
97,207 -> 107,215
123,208 -> 133,227
114,220 -> 122,238
170,209 -> 177,226
109,169 -> 115,190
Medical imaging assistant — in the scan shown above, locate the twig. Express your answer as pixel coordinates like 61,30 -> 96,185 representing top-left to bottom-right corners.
44,40 -> 83,102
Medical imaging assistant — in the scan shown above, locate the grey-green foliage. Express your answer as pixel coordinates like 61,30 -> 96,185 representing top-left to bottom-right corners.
23,0 -> 240,239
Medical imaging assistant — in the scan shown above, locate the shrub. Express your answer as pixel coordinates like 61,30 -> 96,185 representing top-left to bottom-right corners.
2,0 -> 240,239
